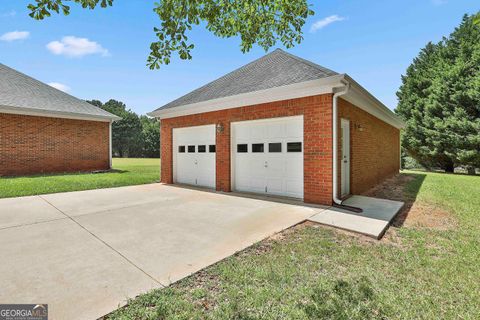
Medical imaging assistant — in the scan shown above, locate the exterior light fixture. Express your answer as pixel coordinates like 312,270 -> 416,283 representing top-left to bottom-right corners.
216,123 -> 224,133
355,123 -> 365,132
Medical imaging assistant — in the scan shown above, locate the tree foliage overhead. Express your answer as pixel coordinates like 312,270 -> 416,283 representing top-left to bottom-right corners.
395,13 -> 480,173
87,99 -> 160,158
27,0 -> 314,69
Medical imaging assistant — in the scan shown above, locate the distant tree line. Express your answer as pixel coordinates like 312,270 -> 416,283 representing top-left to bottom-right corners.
87,99 -> 160,158
396,13 -> 479,174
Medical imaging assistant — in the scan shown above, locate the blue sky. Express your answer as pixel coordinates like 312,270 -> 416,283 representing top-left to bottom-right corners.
0,0 -> 478,115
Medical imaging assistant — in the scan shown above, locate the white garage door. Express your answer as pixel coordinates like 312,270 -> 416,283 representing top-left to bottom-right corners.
173,125 -> 216,188
231,116 -> 303,199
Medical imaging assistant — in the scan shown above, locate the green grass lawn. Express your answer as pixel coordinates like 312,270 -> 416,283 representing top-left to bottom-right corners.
0,158 -> 160,198
108,171 -> 480,320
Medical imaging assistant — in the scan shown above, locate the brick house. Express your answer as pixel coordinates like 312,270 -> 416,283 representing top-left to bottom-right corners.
148,49 -> 404,206
0,64 -> 120,176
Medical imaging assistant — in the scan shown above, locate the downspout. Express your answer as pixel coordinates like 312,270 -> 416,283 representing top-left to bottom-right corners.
332,81 -> 362,212
109,120 -> 113,169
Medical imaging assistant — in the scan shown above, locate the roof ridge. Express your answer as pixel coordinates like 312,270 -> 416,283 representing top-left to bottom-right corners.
151,49 -> 339,112
276,50 -> 338,75
156,50 -> 282,107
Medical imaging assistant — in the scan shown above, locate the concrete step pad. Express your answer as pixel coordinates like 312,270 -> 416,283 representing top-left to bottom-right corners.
308,196 -> 404,239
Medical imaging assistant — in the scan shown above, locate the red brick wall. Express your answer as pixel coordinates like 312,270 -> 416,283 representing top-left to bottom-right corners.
338,98 -> 400,196
160,94 -> 334,205
0,113 -> 110,176
160,94 -> 400,205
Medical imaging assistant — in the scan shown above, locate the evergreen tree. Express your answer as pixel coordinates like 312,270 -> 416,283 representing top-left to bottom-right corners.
396,14 -> 480,173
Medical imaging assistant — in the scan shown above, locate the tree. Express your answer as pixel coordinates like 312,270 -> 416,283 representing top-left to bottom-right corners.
27,0 -> 314,69
396,14 -> 480,174
88,99 -> 143,157
87,100 -> 160,158
140,116 -> 160,158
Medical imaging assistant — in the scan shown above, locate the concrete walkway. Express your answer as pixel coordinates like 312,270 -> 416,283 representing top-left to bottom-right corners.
308,195 -> 404,239
0,184 -> 317,320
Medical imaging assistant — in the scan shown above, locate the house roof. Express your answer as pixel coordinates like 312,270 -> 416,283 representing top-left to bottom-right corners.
152,48 -> 338,112
0,63 -> 120,121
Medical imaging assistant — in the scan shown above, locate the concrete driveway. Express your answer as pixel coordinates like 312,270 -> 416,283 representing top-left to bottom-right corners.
0,184 -> 317,319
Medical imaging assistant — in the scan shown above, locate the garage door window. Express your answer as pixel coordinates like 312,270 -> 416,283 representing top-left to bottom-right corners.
252,143 -> 264,153
178,146 -> 185,153
209,145 -> 216,153
188,145 -> 196,153
198,145 -> 206,153
268,143 -> 282,153
287,142 -> 302,152
237,144 -> 248,153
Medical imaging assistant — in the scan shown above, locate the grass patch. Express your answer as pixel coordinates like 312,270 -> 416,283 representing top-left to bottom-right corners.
107,171 -> 480,319
0,158 -> 160,198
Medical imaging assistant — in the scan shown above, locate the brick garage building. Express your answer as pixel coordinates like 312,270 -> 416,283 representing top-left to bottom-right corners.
0,64 -> 120,176
149,49 -> 404,206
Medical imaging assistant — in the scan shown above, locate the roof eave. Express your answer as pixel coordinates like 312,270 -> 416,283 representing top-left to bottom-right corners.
342,74 -> 405,129
148,73 -> 404,130
148,74 -> 346,119
0,105 -> 121,122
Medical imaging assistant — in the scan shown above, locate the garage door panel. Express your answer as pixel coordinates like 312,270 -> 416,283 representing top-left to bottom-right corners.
173,125 -> 216,189
250,124 -> 266,140
176,153 -> 195,185
285,179 -> 303,198
266,122 -> 285,139
284,156 -> 302,178
232,116 -> 303,199
286,119 -> 303,137
266,155 -> 285,170
249,178 -> 266,192
266,178 -> 283,194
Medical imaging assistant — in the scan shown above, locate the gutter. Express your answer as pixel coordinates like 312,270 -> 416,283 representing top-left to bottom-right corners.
0,104 -> 121,122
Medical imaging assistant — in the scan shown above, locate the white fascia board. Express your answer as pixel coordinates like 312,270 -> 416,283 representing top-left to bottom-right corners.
342,75 -> 405,129
148,74 -> 346,119
0,105 -> 121,122
148,73 -> 405,129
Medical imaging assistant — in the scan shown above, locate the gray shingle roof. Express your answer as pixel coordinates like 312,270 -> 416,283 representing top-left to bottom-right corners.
152,49 -> 338,111
0,63 -> 120,121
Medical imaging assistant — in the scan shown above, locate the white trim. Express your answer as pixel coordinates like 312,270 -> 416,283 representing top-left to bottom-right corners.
148,75 -> 345,119
109,121 -> 113,169
0,105 -> 121,122
332,83 -> 350,205
229,114 -> 304,126
342,75 -> 404,129
340,118 -> 351,197
149,74 -> 404,130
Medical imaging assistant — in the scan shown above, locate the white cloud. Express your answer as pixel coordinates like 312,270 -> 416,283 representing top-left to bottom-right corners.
46,36 -> 109,58
0,31 -> 30,42
1,10 -> 16,17
310,15 -> 346,33
47,82 -> 71,92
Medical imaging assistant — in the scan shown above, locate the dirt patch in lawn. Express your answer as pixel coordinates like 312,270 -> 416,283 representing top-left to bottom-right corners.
402,203 -> 457,230
363,173 -> 457,231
